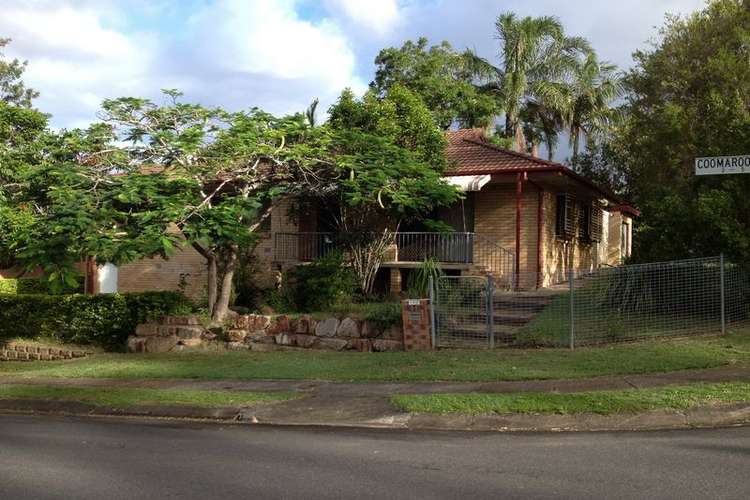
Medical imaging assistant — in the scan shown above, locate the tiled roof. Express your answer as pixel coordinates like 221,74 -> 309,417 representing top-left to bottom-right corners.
445,128 -> 566,175
444,128 -> 625,204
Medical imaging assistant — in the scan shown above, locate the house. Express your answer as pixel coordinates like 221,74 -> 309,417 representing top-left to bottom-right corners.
265,128 -> 637,293
90,128 -> 638,299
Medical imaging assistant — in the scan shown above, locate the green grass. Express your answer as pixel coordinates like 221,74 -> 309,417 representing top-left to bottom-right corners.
1,330 -> 749,382
391,382 -> 750,415
0,384 -> 297,408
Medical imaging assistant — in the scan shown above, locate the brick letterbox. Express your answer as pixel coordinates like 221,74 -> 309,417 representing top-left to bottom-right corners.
401,299 -> 433,351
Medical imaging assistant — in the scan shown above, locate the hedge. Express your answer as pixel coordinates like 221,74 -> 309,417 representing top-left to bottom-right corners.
0,291 -> 194,350
0,277 -> 48,295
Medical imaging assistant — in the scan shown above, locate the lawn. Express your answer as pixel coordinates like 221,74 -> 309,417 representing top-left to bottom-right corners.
1,330 -> 749,382
0,384 -> 297,408
391,382 -> 750,415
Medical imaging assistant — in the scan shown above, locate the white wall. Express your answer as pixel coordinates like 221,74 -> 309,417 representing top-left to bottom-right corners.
98,263 -> 118,294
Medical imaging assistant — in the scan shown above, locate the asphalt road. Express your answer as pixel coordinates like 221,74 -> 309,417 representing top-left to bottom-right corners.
1,415 -> 749,499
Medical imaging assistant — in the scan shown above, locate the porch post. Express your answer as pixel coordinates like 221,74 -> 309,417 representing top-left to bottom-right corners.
515,172 -> 524,290
536,187 -> 544,289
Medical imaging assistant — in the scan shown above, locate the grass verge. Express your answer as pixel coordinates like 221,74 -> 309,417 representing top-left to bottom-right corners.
0,384 -> 297,408
391,382 -> 750,415
1,330 -> 749,383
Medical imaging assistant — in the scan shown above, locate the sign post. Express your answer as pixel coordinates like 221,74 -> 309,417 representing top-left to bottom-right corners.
695,155 -> 750,176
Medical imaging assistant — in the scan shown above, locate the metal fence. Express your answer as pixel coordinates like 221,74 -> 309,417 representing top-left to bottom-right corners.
430,255 -> 750,349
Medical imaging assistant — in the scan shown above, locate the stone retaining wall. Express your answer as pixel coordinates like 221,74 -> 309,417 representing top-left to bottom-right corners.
0,342 -> 90,361
127,314 -> 405,353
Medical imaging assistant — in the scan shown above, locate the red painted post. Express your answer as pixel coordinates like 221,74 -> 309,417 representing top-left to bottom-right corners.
515,172 -> 524,290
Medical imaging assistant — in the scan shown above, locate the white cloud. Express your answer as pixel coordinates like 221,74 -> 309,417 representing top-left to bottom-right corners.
325,0 -> 402,36
186,0 -> 366,101
0,0 -> 367,128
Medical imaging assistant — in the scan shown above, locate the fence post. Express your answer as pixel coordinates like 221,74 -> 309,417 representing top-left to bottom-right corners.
720,253 -> 726,336
569,269 -> 575,350
428,275 -> 437,348
487,274 -> 495,349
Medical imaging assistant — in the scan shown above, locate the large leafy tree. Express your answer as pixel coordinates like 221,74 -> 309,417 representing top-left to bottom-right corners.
0,38 -> 39,108
0,37 -> 44,269
328,85 -> 447,169
471,13 -> 590,152
13,91 -> 332,322
598,0 -> 750,262
323,88 -> 460,295
371,38 -> 497,129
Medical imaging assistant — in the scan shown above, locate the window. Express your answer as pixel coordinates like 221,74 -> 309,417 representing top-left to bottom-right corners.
555,193 -> 575,239
577,203 -> 591,240
590,205 -> 603,242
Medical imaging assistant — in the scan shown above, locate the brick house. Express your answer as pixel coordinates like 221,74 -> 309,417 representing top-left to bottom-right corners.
88,128 -> 637,299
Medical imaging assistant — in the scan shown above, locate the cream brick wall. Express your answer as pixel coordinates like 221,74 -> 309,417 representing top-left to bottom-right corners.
118,197 -> 301,302
473,182 -> 634,289
118,244 -> 207,302
473,182 -> 540,289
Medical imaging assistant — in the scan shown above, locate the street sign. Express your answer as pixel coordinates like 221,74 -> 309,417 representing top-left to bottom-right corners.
695,155 -> 750,175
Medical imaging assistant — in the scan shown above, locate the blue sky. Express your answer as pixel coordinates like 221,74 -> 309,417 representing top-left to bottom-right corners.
1,0 -> 706,135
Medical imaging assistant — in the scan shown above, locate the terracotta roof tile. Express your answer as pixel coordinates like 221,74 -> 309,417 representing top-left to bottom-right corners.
444,128 -> 628,206
445,128 -> 566,175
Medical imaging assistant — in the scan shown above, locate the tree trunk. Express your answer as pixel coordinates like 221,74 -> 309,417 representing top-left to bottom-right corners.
211,248 -> 237,324
571,126 -> 581,164
530,142 -> 539,158
206,254 -> 218,317
514,123 -> 526,153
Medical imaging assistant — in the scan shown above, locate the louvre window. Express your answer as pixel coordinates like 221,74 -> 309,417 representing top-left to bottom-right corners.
590,205 -> 603,242
555,193 -> 575,239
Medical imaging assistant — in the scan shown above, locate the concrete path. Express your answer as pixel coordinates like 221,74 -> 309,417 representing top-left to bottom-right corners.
3,414 -> 750,499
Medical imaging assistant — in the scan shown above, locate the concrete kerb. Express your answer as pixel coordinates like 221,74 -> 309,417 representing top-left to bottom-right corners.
2,398 -> 750,433
4,366 -> 750,432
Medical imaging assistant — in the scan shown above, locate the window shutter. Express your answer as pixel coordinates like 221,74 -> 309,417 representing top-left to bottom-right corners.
556,193 -> 576,239
590,205 -> 603,242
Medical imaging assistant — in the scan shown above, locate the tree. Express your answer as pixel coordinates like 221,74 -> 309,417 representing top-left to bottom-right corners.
0,38 -> 44,267
566,53 -> 622,162
322,89 -> 460,295
12,91 -> 332,322
0,38 -> 39,108
471,13 -> 590,152
371,38 -> 497,129
607,0 -> 750,263
329,85 -> 447,170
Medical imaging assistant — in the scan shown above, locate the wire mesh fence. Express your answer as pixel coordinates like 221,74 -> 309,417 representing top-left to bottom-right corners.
433,276 -> 491,348
431,255 -> 750,349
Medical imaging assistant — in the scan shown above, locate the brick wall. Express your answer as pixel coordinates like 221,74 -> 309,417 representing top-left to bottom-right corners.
117,197 -> 300,302
473,181 -> 540,289
473,181 -> 633,289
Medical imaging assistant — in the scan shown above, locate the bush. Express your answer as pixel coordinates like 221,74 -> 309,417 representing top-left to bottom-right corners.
0,276 -> 83,295
281,253 -> 355,312
0,291 -> 193,350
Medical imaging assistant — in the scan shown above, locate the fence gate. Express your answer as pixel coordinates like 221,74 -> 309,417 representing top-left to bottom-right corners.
432,276 -> 493,348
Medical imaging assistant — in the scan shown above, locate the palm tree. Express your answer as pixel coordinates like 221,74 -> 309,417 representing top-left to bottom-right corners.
520,98 -> 565,160
566,54 -> 622,162
469,13 -> 589,152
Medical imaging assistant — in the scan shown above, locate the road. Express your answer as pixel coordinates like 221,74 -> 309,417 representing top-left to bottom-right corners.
1,415 -> 749,499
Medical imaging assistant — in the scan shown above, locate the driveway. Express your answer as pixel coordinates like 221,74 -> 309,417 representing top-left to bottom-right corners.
1,414 -> 749,499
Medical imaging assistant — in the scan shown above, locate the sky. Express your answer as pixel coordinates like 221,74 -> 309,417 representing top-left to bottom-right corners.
1,0 -> 707,132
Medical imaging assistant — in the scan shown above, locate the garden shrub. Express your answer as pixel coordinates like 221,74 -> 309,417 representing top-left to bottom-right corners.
362,302 -> 402,332
0,277 -> 83,295
0,291 -> 193,350
282,252 -> 355,312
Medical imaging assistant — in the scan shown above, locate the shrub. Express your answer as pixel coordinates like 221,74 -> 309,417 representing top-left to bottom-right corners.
282,252 -> 355,312
362,302 -> 402,332
0,291 -> 193,350
0,276 -> 83,295
406,258 -> 445,298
